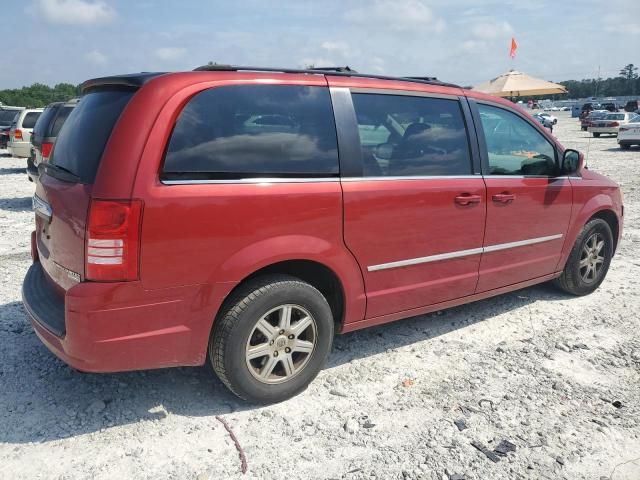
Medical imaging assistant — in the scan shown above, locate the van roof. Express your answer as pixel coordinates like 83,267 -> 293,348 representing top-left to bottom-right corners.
80,66 -> 460,94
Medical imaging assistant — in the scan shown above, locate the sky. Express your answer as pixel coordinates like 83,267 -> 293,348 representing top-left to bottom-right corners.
1,0 -> 639,89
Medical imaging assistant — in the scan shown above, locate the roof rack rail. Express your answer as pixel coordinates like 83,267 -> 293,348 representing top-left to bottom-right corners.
308,66 -> 357,73
191,64 -> 460,88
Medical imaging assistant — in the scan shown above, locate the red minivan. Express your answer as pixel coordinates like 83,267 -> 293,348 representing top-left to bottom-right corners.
23,66 -> 623,403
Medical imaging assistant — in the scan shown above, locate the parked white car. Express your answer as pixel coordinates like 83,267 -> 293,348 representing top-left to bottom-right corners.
7,108 -> 43,158
617,115 -> 640,149
588,112 -> 638,138
536,112 -> 558,124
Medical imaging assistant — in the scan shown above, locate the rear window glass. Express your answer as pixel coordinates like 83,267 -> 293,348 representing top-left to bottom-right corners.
50,106 -> 74,136
22,112 -> 41,129
0,110 -> 20,126
163,85 -> 339,179
606,114 -> 625,120
51,90 -> 133,183
32,106 -> 57,143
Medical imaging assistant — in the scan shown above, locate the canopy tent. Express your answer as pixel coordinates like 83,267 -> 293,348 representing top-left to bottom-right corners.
472,70 -> 567,97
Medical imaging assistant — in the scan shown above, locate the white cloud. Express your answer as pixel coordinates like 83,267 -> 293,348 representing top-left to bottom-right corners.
154,47 -> 187,61
32,0 -> 115,25
471,21 -> 514,40
84,49 -> 107,65
321,41 -> 350,56
345,0 -> 445,33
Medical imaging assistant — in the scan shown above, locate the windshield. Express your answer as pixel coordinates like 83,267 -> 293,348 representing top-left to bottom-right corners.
51,90 -> 134,183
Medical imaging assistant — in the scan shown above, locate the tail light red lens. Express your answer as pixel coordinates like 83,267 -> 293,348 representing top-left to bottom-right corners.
14,129 -> 23,140
86,199 -> 143,281
41,142 -> 53,160
609,122 -> 619,127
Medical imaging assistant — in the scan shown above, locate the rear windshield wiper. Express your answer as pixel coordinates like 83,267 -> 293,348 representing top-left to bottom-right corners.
41,163 -> 81,183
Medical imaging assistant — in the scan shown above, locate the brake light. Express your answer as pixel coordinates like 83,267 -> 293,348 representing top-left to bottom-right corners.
609,122 -> 620,127
41,142 -> 53,160
14,129 -> 23,140
86,199 -> 143,281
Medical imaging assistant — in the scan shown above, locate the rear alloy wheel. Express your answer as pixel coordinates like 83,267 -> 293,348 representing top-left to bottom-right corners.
210,274 -> 334,403
554,218 -> 613,296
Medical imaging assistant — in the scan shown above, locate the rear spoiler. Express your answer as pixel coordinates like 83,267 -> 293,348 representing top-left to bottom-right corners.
81,73 -> 166,94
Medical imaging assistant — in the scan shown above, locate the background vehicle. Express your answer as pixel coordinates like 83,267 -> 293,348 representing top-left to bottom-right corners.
617,115 -> 640,149
8,108 -> 43,157
22,67 -> 623,403
588,111 -> 638,137
0,106 -> 23,149
533,113 -> 554,131
601,102 -> 618,112
536,112 -> 557,124
581,110 -> 609,131
624,100 -> 639,112
28,100 -> 77,181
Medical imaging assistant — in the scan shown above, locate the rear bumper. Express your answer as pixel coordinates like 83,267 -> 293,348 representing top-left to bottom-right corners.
8,141 -> 31,158
22,261 -> 230,372
588,127 -> 618,134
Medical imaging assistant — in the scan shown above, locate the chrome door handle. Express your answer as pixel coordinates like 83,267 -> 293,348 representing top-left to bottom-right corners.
492,193 -> 515,204
455,194 -> 482,206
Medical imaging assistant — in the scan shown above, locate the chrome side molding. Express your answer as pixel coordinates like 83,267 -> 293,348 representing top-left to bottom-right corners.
368,234 -> 564,272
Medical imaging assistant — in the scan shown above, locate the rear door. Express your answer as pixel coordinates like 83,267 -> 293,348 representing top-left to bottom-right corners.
471,101 -> 572,292
35,89 -> 134,290
334,87 -> 486,319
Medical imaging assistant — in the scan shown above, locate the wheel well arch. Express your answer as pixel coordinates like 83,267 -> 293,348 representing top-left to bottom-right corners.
218,260 -> 346,330
590,209 -> 619,252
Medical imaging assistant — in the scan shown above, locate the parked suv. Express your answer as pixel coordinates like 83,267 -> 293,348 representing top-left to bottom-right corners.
27,100 -> 77,181
8,108 -> 43,157
23,67 -> 623,403
0,106 -> 23,149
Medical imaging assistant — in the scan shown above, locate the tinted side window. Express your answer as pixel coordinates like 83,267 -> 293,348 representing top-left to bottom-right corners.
478,104 -> 557,176
22,112 -> 41,129
163,85 -> 339,178
31,106 -> 57,144
351,93 -> 472,177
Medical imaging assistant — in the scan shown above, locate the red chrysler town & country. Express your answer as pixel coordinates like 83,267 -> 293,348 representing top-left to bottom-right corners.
23,66 -> 623,403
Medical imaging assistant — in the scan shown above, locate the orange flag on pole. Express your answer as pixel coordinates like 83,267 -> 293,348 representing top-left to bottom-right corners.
509,37 -> 518,58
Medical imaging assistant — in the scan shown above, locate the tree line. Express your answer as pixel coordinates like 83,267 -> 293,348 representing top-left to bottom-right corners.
0,83 -> 80,108
0,65 -> 638,107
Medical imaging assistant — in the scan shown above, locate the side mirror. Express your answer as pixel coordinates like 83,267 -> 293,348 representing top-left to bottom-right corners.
562,149 -> 584,176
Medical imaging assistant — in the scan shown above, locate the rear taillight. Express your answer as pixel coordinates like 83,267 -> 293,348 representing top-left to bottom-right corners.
609,122 -> 620,127
41,142 -> 53,160
14,129 -> 23,140
86,199 -> 143,281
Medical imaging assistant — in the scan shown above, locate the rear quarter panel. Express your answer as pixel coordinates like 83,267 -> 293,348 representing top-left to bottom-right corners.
126,73 -> 366,328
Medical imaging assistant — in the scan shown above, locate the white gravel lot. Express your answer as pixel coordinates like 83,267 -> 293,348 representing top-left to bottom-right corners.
1,111 -> 639,480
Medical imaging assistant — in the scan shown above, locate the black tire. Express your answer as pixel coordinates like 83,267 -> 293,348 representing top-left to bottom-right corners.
593,132 -> 601,138
620,143 -> 630,150
554,218 -> 614,296
581,127 -> 587,131
209,274 -> 334,403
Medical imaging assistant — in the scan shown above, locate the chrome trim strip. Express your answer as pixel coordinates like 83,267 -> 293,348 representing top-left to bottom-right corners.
341,175 -> 480,182
161,177 -> 339,185
367,234 -> 563,272
368,247 -> 484,272
482,234 -> 563,253
32,195 -> 52,222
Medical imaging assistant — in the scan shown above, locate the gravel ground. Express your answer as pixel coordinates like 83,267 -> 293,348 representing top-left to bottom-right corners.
1,111 -> 639,480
